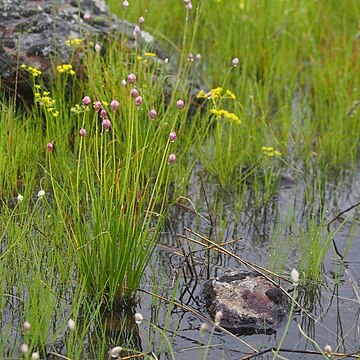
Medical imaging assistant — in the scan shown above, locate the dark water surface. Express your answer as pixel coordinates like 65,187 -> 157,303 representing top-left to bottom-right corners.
137,168 -> 360,359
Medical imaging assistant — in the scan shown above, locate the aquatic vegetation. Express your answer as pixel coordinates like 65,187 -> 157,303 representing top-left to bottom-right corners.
0,0 -> 360,358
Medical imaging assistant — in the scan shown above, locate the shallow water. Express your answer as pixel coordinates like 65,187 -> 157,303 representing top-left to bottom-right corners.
137,168 -> 360,359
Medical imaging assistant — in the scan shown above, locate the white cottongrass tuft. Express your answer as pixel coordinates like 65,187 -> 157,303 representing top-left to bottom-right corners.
37,190 -> 45,199
290,268 -> 299,285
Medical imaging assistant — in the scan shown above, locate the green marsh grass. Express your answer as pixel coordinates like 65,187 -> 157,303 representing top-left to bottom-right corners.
1,0 -> 360,358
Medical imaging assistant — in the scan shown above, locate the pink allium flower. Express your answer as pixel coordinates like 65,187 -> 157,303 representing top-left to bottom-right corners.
79,128 -> 87,137
167,153 -> 176,165
130,88 -> 138,98
176,99 -> 185,109
121,79 -> 127,86
47,143 -> 54,152
133,25 -> 141,36
83,13 -> 91,21
110,99 -> 119,111
169,131 -> 176,142
100,109 -> 107,118
231,57 -> 239,67
94,101 -> 102,111
127,73 -> 136,84
196,53 -> 201,60
82,96 -> 91,106
135,96 -> 143,107
149,108 -> 157,120
138,16 -> 145,24
184,0 -> 192,10
122,0 -> 129,8
102,119 -> 111,131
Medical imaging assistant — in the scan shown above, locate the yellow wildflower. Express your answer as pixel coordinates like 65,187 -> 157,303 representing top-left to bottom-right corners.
210,109 -> 241,125
144,52 -> 157,57
209,87 -> 223,99
261,146 -> 281,157
57,64 -> 76,76
66,38 -> 83,47
21,64 -> 42,77
226,89 -> 236,100
196,89 -> 209,99
71,104 -> 84,113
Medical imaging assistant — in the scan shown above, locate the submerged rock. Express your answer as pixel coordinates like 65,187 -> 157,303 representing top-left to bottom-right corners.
204,270 -> 289,334
0,0 -> 164,102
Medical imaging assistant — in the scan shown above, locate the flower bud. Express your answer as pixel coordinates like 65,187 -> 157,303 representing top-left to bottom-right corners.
31,352 -> 40,360
130,88 -> 138,98
176,99 -> 185,109
94,43 -> 101,53
127,73 -> 136,84
149,108 -> 157,120
67,319 -> 75,331
37,190 -> 45,199
102,119 -> 111,131
47,143 -> 54,152
231,57 -> 239,67
135,96 -> 143,107
20,344 -> 29,354
214,310 -> 223,325
83,13 -> 91,21
94,101 -> 102,111
79,128 -> 86,137
167,153 -> 176,165
82,96 -> 91,106
134,313 -> 143,324
23,321 -> 31,332
100,109 -> 107,118
110,99 -> 119,111
290,268 -> 299,285
169,131 -> 176,142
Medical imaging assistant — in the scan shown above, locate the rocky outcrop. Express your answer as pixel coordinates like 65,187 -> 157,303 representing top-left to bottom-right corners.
204,271 -> 289,335
0,0 -> 164,102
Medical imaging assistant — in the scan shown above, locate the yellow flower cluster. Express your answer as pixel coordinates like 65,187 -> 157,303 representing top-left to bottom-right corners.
197,87 -> 236,100
261,146 -> 281,157
226,89 -> 236,100
210,109 -> 241,125
34,85 -> 59,117
144,52 -> 157,57
57,64 -> 76,76
20,63 -> 42,77
210,87 -> 223,99
66,38 -> 83,47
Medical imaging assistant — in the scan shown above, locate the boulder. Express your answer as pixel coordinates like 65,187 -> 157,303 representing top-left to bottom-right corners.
204,271 -> 289,335
0,0 -> 165,102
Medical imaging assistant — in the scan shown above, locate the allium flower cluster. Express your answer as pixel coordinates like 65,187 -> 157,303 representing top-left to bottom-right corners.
135,96 -> 143,107
149,108 -> 157,120
127,73 -> 136,84
231,57 -> 239,67
176,99 -> 185,109
47,143 -> 54,152
82,96 -> 91,106
110,99 -> 119,111
183,0 -> 192,10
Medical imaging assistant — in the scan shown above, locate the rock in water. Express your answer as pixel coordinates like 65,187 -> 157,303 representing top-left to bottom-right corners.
204,271 -> 289,334
0,0 -> 162,102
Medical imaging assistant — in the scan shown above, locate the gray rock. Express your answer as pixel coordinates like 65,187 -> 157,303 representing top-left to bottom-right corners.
204,271 -> 289,334
0,0 -> 165,102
